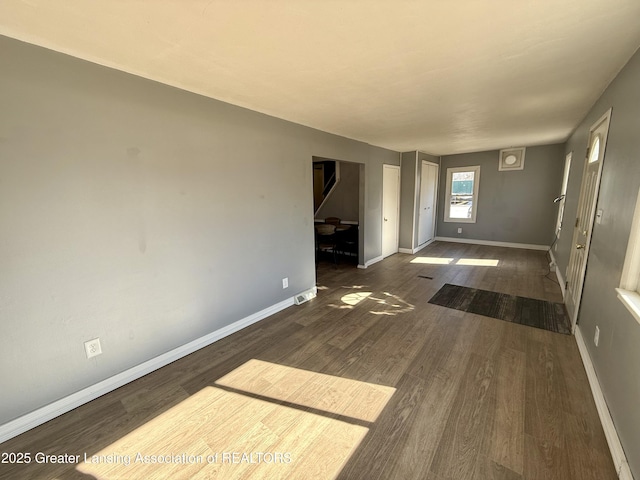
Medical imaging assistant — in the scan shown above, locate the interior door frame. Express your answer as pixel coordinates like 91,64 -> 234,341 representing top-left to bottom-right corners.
382,164 -> 401,258
554,151 -> 572,242
418,160 -> 439,247
565,108 -> 612,332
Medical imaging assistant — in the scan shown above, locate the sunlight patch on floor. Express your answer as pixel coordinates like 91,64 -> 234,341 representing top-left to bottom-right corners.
410,257 -> 498,267
333,287 -> 415,316
410,257 -> 454,265
328,287 -> 414,316
455,258 -> 499,266
76,389 -> 369,479
341,291 -> 372,305
368,292 -> 415,316
77,360 -> 394,480
216,359 -> 395,423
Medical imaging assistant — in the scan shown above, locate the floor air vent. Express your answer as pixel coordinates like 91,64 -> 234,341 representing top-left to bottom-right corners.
294,289 -> 317,305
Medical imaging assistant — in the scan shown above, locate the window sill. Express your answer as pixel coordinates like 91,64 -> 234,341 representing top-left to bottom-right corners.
443,218 -> 477,224
615,288 -> 640,326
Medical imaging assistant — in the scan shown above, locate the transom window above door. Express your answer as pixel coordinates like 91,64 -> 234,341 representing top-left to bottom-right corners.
444,166 -> 481,223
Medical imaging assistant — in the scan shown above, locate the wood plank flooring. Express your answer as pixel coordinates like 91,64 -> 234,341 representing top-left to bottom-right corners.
0,242 -> 617,479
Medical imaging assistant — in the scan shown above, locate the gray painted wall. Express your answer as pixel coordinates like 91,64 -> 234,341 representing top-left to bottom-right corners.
399,152 -> 417,249
555,47 -> 640,477
315,160 -> 360,222
437,145 -> 565,245
0,36 -> 398,426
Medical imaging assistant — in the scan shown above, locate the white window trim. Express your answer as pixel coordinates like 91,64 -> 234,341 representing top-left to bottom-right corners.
616,187 -> 640,326
444,165 -> 480,223
615,289 -> 640,326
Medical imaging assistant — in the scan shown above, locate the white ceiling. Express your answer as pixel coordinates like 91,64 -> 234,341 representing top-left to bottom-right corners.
1,1 -> 640,155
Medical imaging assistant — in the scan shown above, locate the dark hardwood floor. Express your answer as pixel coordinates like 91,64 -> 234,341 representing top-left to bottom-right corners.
0,242 -> 617,479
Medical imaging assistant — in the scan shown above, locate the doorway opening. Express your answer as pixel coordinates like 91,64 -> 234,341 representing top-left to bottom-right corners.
313,157 -> 363,269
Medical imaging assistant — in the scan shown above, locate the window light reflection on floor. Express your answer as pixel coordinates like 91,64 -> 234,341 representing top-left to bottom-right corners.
216,359 -> 395,423
335,288 -> 414,315
455,258 -> 499,266
368,292 -> 414,316
410,257 -> 454,265
409,257 -> 499,266
341,291 -> 372,305
77,360 -> 396,479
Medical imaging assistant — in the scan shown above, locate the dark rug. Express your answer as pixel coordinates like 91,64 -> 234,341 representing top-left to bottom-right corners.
428,283 -> 571,335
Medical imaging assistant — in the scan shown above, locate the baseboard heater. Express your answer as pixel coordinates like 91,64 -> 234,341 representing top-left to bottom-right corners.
294,288 -> 317,305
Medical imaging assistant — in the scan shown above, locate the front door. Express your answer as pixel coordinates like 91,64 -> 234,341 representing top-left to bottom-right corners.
382,165 -> 400,258
565,108 -> 612,331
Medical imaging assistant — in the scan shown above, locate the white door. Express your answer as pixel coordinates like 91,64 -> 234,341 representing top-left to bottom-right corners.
382,165 -> 400,258
565,108 -> 612,331
418,162 -> 438,245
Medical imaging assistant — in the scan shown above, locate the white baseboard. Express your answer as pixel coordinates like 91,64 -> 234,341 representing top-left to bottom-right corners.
399,239 -> 434,255
575,327 -> 634,480
434,236 -> 549,251
556,268 -> 566,300
0,296 -> 296,444
414,240 -> 433,253
358,254 -> 384,269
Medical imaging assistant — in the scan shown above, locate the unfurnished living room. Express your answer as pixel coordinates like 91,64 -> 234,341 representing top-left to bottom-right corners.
1,2 -> 640,479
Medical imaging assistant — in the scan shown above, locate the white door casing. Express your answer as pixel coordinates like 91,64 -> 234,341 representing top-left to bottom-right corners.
555,152 -> 572,241
382,165 -> 400,258
418,162 -> 438,246
565,108 -> 612,332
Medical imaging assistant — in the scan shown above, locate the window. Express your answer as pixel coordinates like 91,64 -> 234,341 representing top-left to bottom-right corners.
588,135 -> 601,163
616,187 -> 640,326
444,166 -> 480,223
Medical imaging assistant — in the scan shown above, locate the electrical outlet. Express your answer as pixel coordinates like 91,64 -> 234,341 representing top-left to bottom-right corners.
594,326 -> 600,347
457,227 -> 462,234
282,277 -> 289,289
84,338 -> 102,359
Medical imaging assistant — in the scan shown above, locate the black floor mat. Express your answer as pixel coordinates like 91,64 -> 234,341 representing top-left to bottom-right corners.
428,283 -> 571,334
